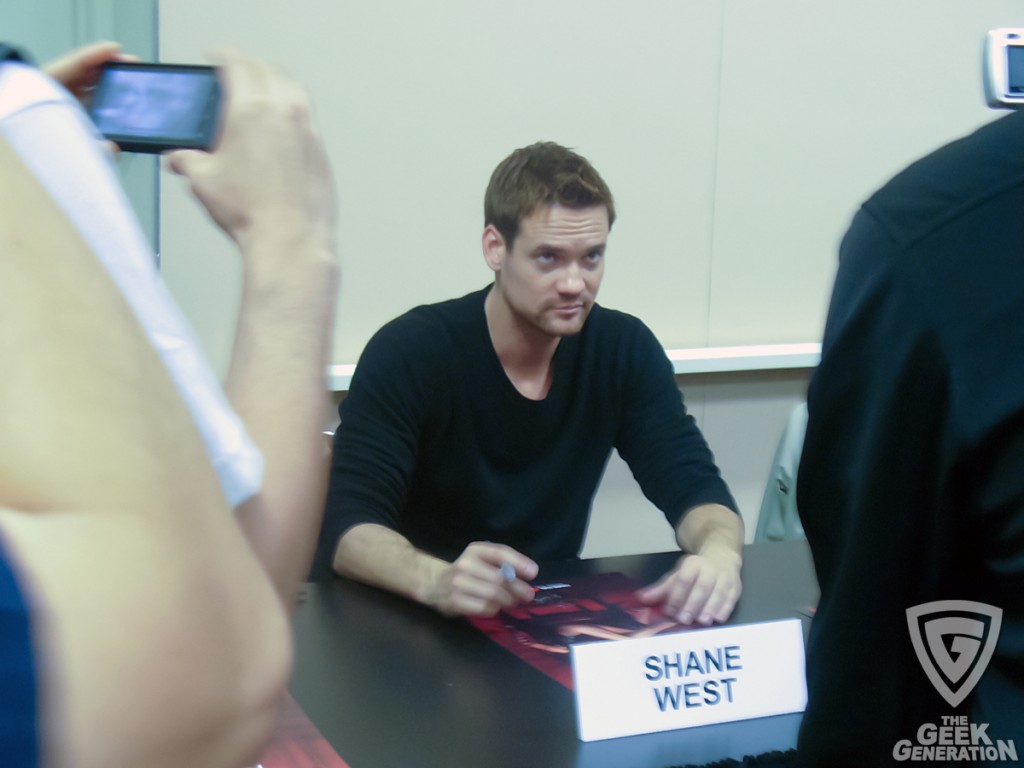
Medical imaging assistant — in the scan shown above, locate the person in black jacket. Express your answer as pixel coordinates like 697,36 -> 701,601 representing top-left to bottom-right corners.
798,109 -> 1024,765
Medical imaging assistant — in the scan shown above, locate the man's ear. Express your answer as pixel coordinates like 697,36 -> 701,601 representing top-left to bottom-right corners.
482,224 -> 506,274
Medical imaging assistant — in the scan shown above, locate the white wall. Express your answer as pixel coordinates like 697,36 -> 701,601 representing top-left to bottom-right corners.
157,0 -> 1024,375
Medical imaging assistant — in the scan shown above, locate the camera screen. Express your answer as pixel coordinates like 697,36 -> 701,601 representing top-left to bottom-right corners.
91,69 -> 217,140
1008,46 -> 1024,94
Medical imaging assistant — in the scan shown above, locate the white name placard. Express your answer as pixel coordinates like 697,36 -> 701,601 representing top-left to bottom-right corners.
570,618 -> 806,742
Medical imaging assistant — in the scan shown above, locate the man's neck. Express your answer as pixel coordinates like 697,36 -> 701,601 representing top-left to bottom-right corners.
484,287 -> 560,400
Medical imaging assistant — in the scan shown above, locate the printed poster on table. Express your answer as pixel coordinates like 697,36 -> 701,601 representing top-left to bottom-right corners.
469,571 -> 690,689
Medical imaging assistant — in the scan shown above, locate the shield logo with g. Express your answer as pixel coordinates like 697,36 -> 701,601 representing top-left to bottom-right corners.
906,600 -> 1002,708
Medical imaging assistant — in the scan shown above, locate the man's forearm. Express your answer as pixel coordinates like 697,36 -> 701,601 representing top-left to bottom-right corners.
228,238 -> 339,608
333,523 -> 449,608
0,135 -> 291,768
166,51 -> 341,609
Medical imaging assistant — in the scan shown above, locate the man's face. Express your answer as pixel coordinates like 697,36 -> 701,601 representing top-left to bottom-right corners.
487,203 -> 609,338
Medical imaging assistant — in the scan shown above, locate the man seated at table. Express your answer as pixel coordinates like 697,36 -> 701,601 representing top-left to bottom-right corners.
315,141 -> 744,624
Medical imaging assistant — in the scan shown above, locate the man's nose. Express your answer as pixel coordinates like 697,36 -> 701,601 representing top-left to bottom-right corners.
557,263 -> 584,294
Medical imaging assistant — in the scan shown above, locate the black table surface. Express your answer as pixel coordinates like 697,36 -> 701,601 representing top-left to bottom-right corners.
290,540 -> 819,768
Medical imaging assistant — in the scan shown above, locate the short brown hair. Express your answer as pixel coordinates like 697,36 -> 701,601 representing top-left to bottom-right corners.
484,142 -> 616,248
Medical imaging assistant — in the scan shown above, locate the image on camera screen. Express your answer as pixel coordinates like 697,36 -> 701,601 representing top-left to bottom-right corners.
92,69 -> 215,139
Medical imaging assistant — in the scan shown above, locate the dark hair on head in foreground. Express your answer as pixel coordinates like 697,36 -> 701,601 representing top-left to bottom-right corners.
484,141 -> 616,247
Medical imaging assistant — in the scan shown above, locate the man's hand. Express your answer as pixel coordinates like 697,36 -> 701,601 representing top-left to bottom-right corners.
427,542 -> 539,617
636,543 -> 742,625
637,502 -> 744,625
167,50 -> 336,258
44,41 -> 134,155
44,41 -> 132,104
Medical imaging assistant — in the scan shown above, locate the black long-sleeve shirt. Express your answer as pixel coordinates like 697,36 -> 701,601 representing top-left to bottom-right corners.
314,287 -> 736,576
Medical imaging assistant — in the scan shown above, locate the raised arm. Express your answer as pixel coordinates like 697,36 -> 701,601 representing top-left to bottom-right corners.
0,134 -> 289,768
0,44 -> 343,766
167,50 -> 339,607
